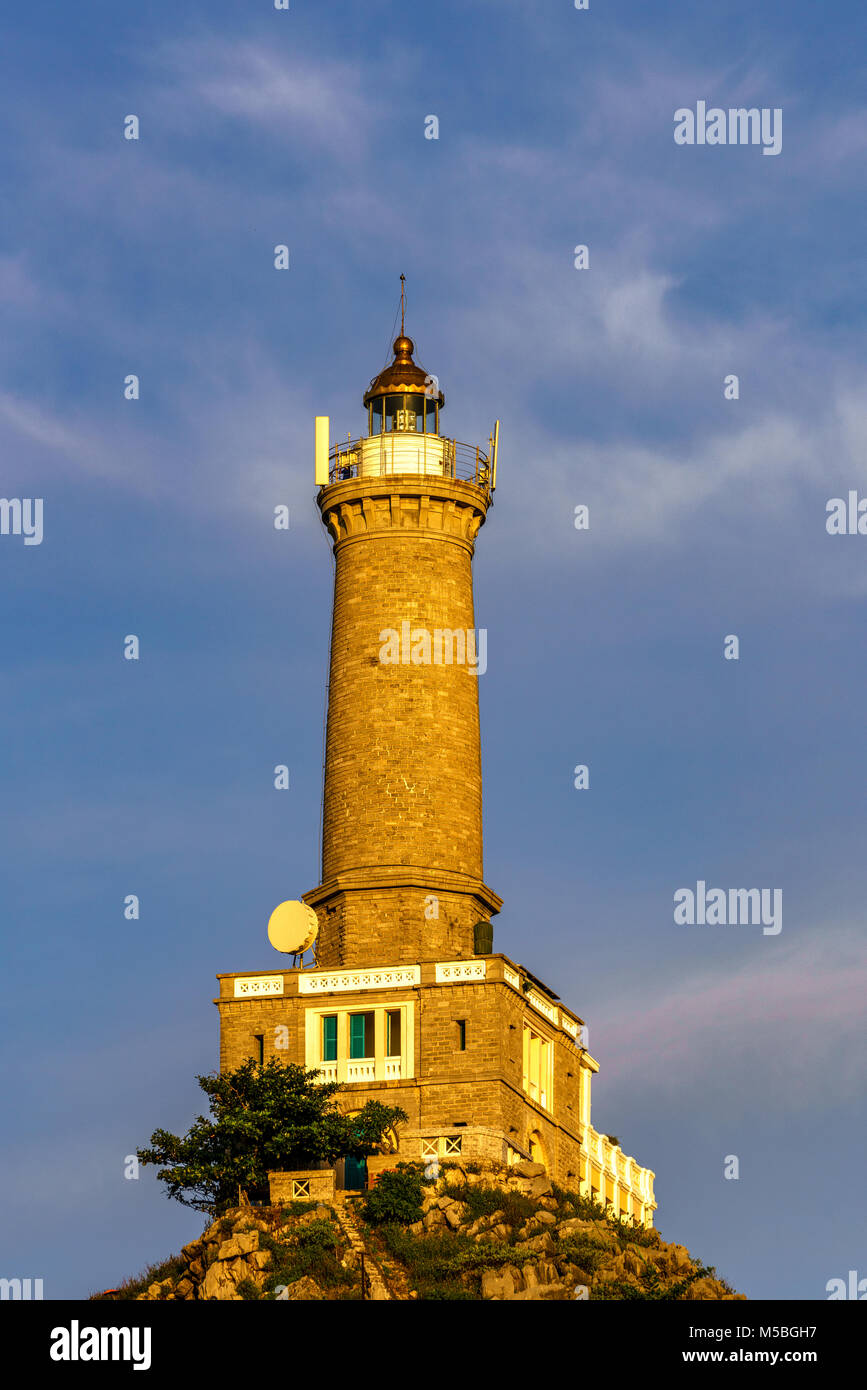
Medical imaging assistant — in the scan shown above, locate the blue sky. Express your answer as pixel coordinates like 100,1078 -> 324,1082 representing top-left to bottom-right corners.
2,0 -> 866,1299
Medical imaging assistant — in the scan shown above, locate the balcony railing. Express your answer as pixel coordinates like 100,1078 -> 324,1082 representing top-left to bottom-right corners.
328,432 -> 492,495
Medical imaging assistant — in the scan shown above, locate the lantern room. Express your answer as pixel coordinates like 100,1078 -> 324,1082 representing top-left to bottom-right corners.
363,333 -> 445,438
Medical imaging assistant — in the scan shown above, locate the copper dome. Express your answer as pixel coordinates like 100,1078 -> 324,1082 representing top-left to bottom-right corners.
363,335 -> 445,409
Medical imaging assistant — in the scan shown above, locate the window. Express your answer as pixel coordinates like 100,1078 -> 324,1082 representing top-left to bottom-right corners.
523,1023 -> 553,1111
253,1034 -> 264,1064
306,1002 -> 415,1083
349,1012 -> 375,1059
457,1020 -> 466,1051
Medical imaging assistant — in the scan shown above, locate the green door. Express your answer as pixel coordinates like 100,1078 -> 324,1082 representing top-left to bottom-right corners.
344,1155 -> 367,1190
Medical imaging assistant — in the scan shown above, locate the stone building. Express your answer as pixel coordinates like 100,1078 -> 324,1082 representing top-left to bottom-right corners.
215,313 -> 656,1224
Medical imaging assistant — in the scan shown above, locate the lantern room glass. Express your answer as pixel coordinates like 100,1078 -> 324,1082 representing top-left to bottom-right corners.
369,393 -> 437,436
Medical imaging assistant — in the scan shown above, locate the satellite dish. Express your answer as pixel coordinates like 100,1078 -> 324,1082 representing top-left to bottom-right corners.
267,901 -> 319,955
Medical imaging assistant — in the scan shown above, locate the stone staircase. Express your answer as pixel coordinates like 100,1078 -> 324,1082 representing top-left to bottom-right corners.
332,1194 -> 392,1301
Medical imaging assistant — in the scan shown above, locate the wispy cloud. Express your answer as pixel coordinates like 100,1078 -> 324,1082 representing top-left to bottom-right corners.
592,927 -> 867,1111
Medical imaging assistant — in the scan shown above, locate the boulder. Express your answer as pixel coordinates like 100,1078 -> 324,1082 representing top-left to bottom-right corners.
282,1276 -> 325,1301
522,1232 -> 556,1255
481,1264 -> 524,1299
200,1260 -> 244,1301
621,1248 -> 645,1277
557,1217 -> 617,1247
217,1231 -> 261,1260
511,1161 -> 546,1179
523,1260 -> 560,1288
504,1282 -> 573,1301
517,1175 -> 553,1199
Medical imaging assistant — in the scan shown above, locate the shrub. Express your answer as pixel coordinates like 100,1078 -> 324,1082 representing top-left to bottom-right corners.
362,1163 -> 426,1225
259,1223 -> 353,1297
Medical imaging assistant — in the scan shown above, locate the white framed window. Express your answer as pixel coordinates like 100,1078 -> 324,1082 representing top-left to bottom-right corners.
304,1001 -> 415,1084
522,1022 -> 553,1111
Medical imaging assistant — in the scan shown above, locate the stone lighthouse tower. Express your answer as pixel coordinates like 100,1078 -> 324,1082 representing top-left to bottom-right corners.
215,296 -> 656,1218
304,305 -> 501,969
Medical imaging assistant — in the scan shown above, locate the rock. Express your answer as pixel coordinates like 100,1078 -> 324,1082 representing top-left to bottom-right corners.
522,1232 -> 556,1255
524,1260 -> 560,1288
504,1282 -> 573,1301
535,1211 -> 557,1226
481,1265 -> 523,1299
512,1161 -> 546,1179
188,1258 -> 204,1281
181,1239 -> 204,1262
200,1261 -> 243,1301
622,1248 -> 645,1277
516,1175 -> 553,1199
175,1278 -> 194,1299
688,1276 -> 726,1301
216,1231 -> 260,1261
282,1275 -> 324,1301
249,1251 -> 272,1271
557,1217 -> 617,1247
407,1221 -> 424,1237
443,1204 -> 465,1231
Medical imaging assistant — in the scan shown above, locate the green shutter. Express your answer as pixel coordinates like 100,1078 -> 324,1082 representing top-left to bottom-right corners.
322,1015 -> 337,1062
350,1013 -> 366,1059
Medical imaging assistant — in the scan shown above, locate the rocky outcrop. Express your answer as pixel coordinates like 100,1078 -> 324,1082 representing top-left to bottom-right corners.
409,1159 -> 744,1301
127,1205 -> 336,1302
105,1157 -> 743,1302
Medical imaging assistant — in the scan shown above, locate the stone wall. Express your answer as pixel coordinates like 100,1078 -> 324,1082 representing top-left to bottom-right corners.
268,1169 -> 335,1204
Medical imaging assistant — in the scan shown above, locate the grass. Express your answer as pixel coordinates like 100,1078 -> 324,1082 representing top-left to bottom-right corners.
438,1181 -> 536,1230
91,1254 -> 187,1301
258,1218 -> 356,1299
378,1223 -> 552,1299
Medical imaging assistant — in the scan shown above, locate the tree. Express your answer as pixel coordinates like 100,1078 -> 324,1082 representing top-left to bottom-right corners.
136,1059 -> 407,1214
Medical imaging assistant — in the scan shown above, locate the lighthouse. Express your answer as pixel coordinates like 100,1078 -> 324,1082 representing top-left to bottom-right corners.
215,294 -> 656,1214
305,293 -> 501,969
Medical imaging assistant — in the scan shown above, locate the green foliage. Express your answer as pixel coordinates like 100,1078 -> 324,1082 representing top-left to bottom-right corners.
279,1200 -> 318,1221
362,1163 -> 427,1225
234,1277 -> 263,1301
136,1058 -> 407,1214
438,1181 -> 534,1231
378,1223 -> 547,1299
295,1218 -> 339,1252
556,1238 -> 609,1275
592,1264 -> 714,1301
549,1182 -> 660,1248
259,1221 -> 355,1297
